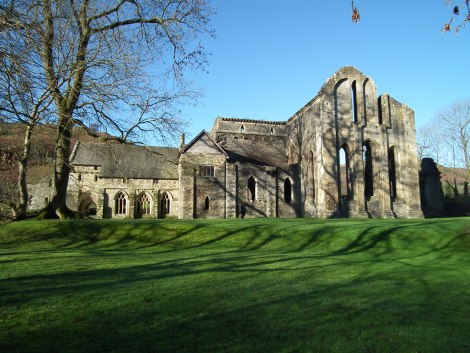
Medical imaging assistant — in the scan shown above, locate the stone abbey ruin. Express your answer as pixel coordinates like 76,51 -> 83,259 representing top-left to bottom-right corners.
33,66 -> 424,219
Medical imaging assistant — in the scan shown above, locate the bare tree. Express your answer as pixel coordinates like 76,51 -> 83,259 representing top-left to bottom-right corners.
442,0 -> 470,33
417,119 -> 449,164
351,0 -> 470,32
0,16 -> 55,219
436,99 -> 470,192
1,0 -> 213,218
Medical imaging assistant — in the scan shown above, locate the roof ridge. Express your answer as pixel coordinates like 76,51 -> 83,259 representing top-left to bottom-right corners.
217,117 -> 286,125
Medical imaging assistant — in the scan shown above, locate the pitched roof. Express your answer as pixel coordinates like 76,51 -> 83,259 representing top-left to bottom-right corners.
71,142 -> 179,179
222,137 -> 288,168
181,130 -> 228,157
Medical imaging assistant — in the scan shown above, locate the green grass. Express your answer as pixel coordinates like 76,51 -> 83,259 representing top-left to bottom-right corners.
1,218 -> 470,353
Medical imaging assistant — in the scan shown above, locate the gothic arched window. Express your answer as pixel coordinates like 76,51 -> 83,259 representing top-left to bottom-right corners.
137,192 -> 152,216
115,192 -> 127,215
161,192 -> 171,215
351,80 -> 358,123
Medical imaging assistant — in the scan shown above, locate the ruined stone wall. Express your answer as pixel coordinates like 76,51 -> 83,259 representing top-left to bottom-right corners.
211,117 -> 286,137
287,66 -> 422,219
28,179 -> 53,210
286,98 -> 321,218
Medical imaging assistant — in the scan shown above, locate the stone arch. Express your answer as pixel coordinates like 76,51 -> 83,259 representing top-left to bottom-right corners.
115,191 -> 128,216
78,196 -> 97,216
136,191 -> 153,218
363,78 -> 375,124
160,191 -> 172,217
284,177 -> 292,204
334,78 -> 350,124
247,176 -> 256,202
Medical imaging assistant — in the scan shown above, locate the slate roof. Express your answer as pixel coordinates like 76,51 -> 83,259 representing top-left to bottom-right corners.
71,142 -> 179,179
221,137 -> 288,168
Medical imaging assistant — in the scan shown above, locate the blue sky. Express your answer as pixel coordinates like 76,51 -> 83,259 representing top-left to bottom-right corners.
181,0 -> 469,140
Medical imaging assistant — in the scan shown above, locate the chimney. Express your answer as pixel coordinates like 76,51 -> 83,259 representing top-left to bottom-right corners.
179,133 -> 185,150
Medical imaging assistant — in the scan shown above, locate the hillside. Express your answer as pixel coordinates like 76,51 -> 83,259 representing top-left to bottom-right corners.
0,122 -> 112,183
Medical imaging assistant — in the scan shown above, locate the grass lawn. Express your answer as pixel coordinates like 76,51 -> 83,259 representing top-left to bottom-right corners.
1,217 -> 470,353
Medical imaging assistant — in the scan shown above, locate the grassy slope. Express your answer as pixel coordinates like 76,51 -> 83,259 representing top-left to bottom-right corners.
1,218 -> 470,353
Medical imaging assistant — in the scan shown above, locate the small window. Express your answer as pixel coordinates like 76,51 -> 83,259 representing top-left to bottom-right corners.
78,174 -> 82,181
199,165 -> 215,177
94,166 -> 98,170
247,176 -> 256,202
94,175 -> 98,182
270,127 -> 274,134
204,196 -> 210,211
48,179 -> 52,187
44,197 -> 49,205
240,125 -> 245,133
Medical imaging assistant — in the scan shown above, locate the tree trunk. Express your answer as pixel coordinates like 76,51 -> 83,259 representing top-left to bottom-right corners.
15,122 -> 34,219
41,111 -> 76,219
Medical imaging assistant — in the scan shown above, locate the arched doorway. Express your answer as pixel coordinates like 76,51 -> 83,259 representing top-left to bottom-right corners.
79,197 -> 97,217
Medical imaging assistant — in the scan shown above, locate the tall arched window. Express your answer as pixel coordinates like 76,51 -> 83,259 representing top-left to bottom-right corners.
351,81 -> 358,123
115,192 -> 127,215
309,150 -> 315,200
240,125 -> 245,133
161,192 -> 171,215
388,147 -> 397,201
339,145 -> 351,199
363,142 -> 374,198
137,192 -> 152,216
247,176 -> 256,202
284,178 -> 292,204
204,196 -> 210,211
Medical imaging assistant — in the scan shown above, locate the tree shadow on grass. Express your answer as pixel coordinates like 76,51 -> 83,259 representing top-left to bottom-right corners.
2,253 -> 470,353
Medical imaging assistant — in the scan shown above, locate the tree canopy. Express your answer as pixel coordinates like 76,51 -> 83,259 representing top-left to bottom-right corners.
0,0 -> 214,218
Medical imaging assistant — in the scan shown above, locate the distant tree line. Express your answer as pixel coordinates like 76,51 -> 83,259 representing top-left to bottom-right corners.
417,99 -> 470,196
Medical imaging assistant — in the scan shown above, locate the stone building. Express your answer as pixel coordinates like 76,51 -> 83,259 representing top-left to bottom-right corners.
68,143 -> 179,218
68,66 -> 423,219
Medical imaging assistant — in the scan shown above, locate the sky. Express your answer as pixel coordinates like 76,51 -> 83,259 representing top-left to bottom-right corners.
180,0 -> 470,141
